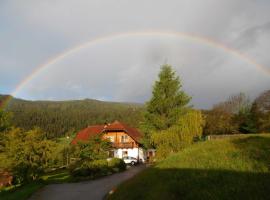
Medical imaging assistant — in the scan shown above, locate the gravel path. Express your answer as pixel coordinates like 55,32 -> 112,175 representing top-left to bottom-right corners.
29,165 -> 145,200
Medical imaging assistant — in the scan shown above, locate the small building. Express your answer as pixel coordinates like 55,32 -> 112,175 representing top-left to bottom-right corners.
0,171 -> 12,188
71,121 -> 145,161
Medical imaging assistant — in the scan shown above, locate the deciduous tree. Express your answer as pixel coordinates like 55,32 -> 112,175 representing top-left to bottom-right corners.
251,90 -> 270,132
4,128 -> 57,183
151,110 -> 204,159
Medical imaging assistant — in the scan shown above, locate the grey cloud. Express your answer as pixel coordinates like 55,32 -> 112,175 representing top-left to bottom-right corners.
235,21 -> 270,49
1,0 -> 270,108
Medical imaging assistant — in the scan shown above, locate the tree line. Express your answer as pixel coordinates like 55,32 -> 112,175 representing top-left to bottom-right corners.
0,96 -> 144,138
203,91 -> 270,135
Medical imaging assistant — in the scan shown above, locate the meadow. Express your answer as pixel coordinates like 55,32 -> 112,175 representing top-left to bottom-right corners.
108,134 -> 270,200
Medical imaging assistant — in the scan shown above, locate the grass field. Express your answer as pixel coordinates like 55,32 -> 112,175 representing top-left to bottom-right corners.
0,169 -> 72,200
108,134 -> 270,200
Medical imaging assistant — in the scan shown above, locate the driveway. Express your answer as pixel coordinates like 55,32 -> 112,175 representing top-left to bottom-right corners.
29,165 -> 145,200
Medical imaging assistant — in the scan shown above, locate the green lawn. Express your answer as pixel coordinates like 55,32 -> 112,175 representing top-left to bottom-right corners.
108,134 -> 270,200
0,169 -> 72,200
0,182 -> 44,200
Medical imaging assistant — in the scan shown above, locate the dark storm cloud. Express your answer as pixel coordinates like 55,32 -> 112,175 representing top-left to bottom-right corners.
0,0 -> 270,108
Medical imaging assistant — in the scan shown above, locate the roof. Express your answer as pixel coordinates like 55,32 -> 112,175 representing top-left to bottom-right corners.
71,125 -> 104,145
71,121 -> 142,144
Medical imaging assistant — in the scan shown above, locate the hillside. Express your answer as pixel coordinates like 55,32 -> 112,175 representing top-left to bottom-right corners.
0,95 -> 144,138
109,134 -> 270,200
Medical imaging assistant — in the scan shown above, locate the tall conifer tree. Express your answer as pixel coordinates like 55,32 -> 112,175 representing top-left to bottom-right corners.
144,64 -> 191,132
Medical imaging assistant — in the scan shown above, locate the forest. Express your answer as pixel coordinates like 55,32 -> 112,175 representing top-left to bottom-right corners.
0,95 -> 144,138
1,88 -> 270,140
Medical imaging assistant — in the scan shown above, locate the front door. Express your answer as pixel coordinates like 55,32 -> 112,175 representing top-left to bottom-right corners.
122,150 -> 128,158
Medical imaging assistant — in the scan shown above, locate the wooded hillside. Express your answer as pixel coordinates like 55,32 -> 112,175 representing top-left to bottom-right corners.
0,95 -> 144,138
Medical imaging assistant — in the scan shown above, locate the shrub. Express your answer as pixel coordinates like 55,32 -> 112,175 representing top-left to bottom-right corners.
86,159 -> 109,175
70,159 -> 111,177
108,158 -> 126,172
70,167 -> 89,177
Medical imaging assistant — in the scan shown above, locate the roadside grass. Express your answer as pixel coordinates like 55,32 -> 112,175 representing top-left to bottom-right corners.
0,158 -> 126,199
0,169 -> 72,200
0,182 -> 44,200
108,134 -> 270,200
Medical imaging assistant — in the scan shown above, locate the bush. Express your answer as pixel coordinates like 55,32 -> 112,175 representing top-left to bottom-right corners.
70,167 -> 89,177
108,158 -> 126,172
86,159 -> 109,175
70,158 -> 127,178
70,159 -> 111,177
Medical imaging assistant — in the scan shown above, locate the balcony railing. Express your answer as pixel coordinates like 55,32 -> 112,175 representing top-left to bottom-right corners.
112,142 -> 135,148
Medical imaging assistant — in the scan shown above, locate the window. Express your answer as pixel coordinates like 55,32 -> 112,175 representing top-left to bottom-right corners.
121,135 -> 128,143
122,151 -> 128,157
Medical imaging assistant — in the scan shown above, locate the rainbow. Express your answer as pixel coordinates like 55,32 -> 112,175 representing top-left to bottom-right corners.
1,30 -> 269,109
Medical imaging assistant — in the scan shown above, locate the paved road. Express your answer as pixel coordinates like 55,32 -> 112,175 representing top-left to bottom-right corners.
29,165 -> 145,200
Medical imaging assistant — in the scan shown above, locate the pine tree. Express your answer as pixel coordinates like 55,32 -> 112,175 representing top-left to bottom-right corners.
144,64 -> 191,132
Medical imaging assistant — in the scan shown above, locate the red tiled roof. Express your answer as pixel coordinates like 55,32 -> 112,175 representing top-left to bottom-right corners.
71,125 -> 104,144
71,121 -> 142,144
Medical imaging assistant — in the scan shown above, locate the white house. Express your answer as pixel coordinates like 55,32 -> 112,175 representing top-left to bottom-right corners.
72,121 -> 150,161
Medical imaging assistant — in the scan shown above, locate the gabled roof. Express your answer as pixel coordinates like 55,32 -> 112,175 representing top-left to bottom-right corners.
105,121 -> 142,142
71,125 -> 104,145
71,121 -> 142,144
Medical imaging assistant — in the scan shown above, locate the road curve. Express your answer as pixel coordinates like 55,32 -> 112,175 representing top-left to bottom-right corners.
29,165 -> 145,200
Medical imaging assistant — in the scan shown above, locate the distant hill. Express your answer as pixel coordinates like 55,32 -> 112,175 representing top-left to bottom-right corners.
0,95 -> 144,138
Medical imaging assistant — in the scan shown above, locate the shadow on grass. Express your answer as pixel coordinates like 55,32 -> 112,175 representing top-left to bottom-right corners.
109,168 -> 270,200
109,136 -> 270,200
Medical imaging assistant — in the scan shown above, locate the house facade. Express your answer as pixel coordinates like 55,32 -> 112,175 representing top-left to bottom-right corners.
71,121 -> 145,161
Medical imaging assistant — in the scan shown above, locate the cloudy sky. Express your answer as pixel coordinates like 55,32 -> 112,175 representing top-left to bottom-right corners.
0,0 -> 270,108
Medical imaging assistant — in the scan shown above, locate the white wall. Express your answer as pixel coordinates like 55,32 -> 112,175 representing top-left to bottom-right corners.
114,148 -> 145,160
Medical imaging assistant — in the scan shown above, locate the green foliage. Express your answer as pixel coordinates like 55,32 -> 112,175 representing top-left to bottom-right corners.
69,136 -> 127,178
142,64 -> 191,148
0,110 -> 12,152
108,158 -> 126,172
4,128 -> 57,183
86,159 -> 110,175
71,159 -> 110,177
233,110 -> 257,133
0,95 -> 144,138
70,135 -> 113,177
0,110 -> 11,132
108,134 -> 270,200
70,158 -> 127,178
75,135 -> 112,162
144,64 -> 190,132
151,110 -> 204,159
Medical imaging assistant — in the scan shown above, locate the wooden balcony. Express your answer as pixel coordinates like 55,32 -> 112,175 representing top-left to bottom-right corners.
112,142 -> 135,148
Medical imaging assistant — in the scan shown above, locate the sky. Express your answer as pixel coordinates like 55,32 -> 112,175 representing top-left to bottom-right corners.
0,0 -> 270,109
